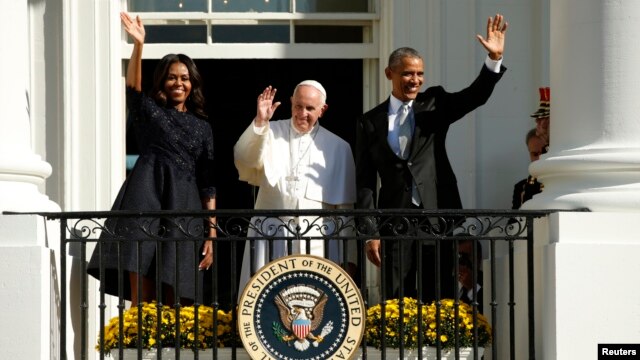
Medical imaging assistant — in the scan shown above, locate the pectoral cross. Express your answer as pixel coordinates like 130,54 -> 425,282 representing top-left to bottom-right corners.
285,174 -> 299,194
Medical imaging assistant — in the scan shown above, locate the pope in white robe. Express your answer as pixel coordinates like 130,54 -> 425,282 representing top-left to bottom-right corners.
234,81 -> 356,292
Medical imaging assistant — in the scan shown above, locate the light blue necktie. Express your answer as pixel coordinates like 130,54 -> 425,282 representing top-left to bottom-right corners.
397,103 -> 412,159
397,103 -> 421,206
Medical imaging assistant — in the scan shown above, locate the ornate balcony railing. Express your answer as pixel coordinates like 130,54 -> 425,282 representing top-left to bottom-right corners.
16,208 -> 565,360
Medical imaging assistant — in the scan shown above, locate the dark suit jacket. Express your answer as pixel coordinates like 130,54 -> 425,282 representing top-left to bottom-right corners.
511,175 -> 542,209
460,283 -> 484,314
356,65 -> 506,211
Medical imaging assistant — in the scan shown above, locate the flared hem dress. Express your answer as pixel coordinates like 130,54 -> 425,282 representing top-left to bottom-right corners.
87,87 -> 215,301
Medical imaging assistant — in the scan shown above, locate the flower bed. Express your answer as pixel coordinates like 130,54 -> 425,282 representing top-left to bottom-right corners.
98,302 -> 240,354
365,298 -> 491,351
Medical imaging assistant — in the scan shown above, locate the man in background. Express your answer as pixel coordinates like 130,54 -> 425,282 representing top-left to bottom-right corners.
530,87 -> 550,151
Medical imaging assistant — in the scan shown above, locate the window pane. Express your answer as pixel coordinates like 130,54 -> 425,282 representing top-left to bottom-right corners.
295,26 -> 364,43
212,25 -> 289,43
128,0 -> 207,12
212,0 -> 289,12
296,0 -> 370,13
144,25 -> 207,43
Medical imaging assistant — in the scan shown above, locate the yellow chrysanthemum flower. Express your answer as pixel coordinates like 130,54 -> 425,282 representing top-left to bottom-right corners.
364,297 -> 492,351
98,301 -> 239,353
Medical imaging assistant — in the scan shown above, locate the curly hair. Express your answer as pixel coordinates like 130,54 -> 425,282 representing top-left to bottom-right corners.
150,53 -> 208,120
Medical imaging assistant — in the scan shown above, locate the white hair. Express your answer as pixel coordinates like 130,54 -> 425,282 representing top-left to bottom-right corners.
294,80 -> 327,104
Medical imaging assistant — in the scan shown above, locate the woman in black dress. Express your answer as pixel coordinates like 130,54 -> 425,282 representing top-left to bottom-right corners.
88,12 -> 216,306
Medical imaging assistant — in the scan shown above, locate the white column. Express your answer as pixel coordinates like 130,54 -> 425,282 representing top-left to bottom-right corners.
0,2 -> 59,360
521,1 -> 640,359
0,1 -> 57,213
525,0 -> 640,212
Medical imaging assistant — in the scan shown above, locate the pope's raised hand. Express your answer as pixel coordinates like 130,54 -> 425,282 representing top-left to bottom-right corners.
255,86 -> 281,127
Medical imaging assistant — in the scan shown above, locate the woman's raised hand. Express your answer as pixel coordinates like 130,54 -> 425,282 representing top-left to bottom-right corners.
120,12 -> 145,45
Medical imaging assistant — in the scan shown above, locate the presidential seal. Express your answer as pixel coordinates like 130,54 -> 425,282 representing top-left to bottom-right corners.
238,255 -> 364,360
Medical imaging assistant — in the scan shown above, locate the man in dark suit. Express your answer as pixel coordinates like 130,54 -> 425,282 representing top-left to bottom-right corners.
356,14 -> 508,301
457,239 -> 484,313
512,128 -> 546,209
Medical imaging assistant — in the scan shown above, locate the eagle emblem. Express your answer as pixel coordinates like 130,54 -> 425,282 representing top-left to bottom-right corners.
273,284 -> 334,352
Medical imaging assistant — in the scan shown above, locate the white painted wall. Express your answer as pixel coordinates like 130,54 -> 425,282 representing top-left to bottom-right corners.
31,0 -> 65,207
63,0 -> 124,213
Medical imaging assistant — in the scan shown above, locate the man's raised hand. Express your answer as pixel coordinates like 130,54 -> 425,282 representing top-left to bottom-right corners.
476,14 -> 508,60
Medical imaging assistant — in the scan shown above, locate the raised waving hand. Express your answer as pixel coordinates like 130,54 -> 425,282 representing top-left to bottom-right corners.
476,13 -> 508,60
120,12 -> 145,45
254,86 -> 281,127
121,12 -> 145,90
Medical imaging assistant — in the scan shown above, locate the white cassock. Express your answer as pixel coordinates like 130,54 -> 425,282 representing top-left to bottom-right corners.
234,119 -> 356,293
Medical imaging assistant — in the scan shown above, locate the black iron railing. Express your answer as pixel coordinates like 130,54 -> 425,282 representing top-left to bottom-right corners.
9,208 -> 562,360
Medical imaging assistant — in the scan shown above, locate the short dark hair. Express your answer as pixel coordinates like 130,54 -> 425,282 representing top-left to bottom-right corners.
457,237 -> 483,264
525,128 -> 538,145
388,47 -> 423,69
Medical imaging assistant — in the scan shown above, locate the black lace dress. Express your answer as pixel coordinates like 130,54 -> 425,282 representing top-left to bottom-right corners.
87,87 -> 215,301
